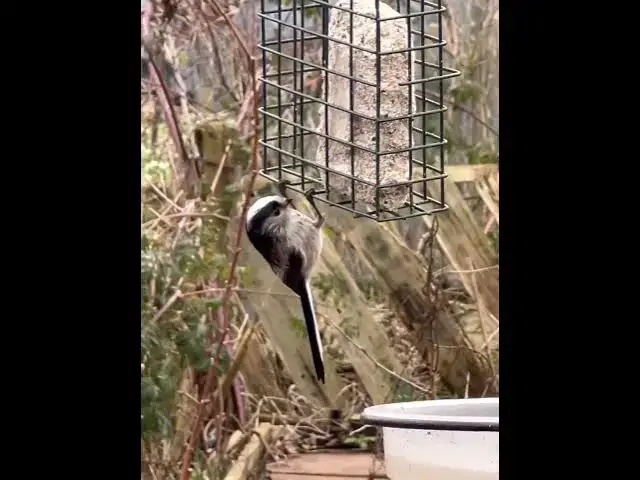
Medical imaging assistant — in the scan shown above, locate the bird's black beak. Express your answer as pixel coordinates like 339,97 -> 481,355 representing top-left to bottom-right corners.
285,198 -> 293,206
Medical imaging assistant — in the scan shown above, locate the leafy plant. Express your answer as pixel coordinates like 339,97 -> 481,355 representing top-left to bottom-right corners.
141,237 -> 219,441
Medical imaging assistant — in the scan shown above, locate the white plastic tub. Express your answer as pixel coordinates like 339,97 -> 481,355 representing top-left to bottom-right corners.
360,397 -> 499,480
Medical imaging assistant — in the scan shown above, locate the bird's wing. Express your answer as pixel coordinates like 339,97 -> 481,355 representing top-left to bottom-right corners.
283,250 -> 325,384
246,229 -> 286,278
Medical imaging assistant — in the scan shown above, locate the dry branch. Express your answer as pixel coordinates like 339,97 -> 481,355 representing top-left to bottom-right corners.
215,321 -> 257,401
422,177 -> 499,319
475,177 -> 499,226
178,3 -> 261,477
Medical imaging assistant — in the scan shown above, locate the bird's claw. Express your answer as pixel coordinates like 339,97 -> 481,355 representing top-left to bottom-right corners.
304,188 -> 316,202
304,188 -> 324,227
277,179 -> 291,198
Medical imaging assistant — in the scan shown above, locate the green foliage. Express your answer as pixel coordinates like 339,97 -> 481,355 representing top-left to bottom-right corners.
467,145 -> 498,165
140,102 -> 247,450
341,316 -> 360,339
198,212 -> 229,269
142,145 -> 171,187
141,236 -> 220,441
321,223 -> 338,243
289,315 -> 307,338
312,273 -> 333,301
487,227 -> 499,253
312,272 -> 349,303
280,0 -> 321,19
343,435 -> 376,449
392,382 -> 414,402
449,81 -> 485,106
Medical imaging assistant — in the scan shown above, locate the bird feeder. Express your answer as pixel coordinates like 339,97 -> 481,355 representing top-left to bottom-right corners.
258,0 -> 459,221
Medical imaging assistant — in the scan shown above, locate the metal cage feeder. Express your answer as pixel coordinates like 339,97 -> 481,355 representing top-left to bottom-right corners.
258,0 -> 459,222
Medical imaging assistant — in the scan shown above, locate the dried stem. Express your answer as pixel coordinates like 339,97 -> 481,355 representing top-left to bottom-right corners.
141,1 -> 190,170
322,315 -> 430,395
178,8 -> 260,477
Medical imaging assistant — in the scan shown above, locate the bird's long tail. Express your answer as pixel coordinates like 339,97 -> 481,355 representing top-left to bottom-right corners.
298,281 -> 325,383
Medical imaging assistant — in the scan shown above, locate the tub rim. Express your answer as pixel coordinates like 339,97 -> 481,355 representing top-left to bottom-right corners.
360,397 -> 499,432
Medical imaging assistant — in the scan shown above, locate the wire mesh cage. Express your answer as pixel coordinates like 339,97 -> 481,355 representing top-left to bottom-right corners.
258,0 -> 460,221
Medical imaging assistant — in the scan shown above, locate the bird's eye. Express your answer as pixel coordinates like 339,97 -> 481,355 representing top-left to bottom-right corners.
273,208 -> 281,217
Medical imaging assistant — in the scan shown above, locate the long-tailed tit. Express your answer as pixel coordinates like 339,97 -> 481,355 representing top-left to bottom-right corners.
245,180 -> 326,383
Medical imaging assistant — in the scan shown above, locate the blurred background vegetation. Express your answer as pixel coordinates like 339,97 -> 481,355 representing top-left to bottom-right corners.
141,0 -> 498,478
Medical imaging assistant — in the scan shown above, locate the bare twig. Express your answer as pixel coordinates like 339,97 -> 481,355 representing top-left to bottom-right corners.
145,205 -> 174,228
437,265 -> 499,275
142,211 -> 230,229
484,216 -> 496,234
452,103 -> 499,138
322,316 -> 430,395
214,322 -> 257,403
151,289 -> 182,324
141,2 -> 190,171
148,183 -> 185,211
209,140 -> 233,195
479,327 -> 499,351
468,261 -> 498,393
188,0 -> 238,102
179,287 -> 299,299
464,372 -> 471,399
179,10 -> 261,477
147,190 -> 184,231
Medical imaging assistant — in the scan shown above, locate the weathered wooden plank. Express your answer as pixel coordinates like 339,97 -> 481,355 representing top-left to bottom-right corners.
317,198 -> 496,397
224,423 -> 280,480
446,164 -> 498,183
313,235 -> 404,404
422,177 -> 499,319
239,334 -> 283,399
347,218 -> 496,397
267,452 -> 387,480
475,178 -> 499,225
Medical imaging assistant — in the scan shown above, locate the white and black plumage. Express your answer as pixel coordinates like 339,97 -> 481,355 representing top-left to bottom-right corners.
245,181 -> 326,383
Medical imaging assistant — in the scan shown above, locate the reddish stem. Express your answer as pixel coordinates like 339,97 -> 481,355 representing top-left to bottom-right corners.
178,33 -> 260,480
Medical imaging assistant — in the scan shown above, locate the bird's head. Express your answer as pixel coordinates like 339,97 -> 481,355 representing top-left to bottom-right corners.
246,195 -> 293,237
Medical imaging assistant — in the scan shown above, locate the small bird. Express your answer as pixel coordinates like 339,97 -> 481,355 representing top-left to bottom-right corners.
245,180 -> 326,383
